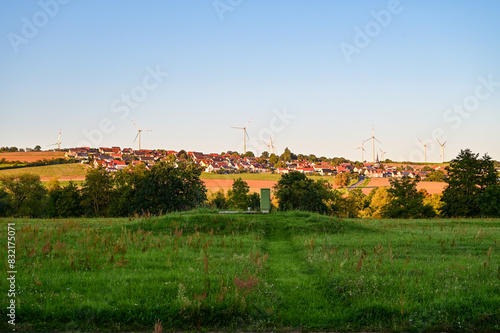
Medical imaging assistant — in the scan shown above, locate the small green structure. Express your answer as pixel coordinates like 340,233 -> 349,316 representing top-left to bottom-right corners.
260,188 -> 271,213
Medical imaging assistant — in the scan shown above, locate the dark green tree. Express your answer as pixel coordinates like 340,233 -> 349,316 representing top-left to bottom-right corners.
81,166 -> 114,216
260,151 -> 270,159
441,149 -> 499,217
177,150 -> 188,159
426,170 -> 445,182
476,185 -> 500,217
227,178 -> 252,210
273,171 -> 330,213
0,173 -> 46,217
0,187 -> 9,217
208,189 -> 227,209
382,177 -> 435,218
280,147 -> 292,162
134,162 -> 206,214
108,164 -> 147,216
269,153 -> 279,165
242,151 -> 255,158
49,181 -> 84,217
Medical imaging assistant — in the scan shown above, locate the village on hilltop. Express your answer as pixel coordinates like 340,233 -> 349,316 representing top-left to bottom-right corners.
65,146 -> 445,180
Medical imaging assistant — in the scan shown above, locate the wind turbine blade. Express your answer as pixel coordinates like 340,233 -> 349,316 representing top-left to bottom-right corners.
436,139 -> 442,146
443,141 -> 447,146
245,118 -> 252,128
232,127 -> 244,129
132,120 -> 139,130
375,137 -> 382,144
245,129 -> 250,141
133,133 -> 139,143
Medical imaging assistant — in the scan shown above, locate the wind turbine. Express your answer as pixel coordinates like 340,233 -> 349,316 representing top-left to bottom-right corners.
132,120 -> 152,150
262,140 -> 271,155
269,136 -> 276,155
437,139 -> 447,163
418,139 -> 432,163
49,129 -> 62,150
379,148 -> 387,161
231,118 -> 251,154
356,141 -> 366,162
364,126 -> 381,163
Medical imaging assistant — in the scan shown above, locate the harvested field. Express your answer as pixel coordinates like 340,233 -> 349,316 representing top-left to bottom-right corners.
0,151 -> 66,162
362,177 -> 447,194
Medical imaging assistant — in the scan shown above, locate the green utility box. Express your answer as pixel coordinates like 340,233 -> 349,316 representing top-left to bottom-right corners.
260,188 -> 271,213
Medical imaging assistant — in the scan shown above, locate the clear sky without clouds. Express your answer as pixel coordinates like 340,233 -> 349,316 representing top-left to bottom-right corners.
1,1 -> 499,162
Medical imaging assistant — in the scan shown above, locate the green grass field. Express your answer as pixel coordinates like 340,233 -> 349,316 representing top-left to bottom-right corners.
1,212 -> 499,332
201,172 -> 337,183
0,164 -> 86,178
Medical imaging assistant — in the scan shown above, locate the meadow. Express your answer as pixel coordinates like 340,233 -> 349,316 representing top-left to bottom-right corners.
200,172 -> 343,184
0,164 -> 86,179
1,212 -> 499,332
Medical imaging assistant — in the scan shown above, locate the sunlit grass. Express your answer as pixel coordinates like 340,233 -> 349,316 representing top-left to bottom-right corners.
0,164 -> 86,178
1,214 -> 498,331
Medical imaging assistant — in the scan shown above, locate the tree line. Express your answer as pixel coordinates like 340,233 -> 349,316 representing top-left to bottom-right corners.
0,149 -> 498,218
0,162 -> 206,218
271,149 -> 500,218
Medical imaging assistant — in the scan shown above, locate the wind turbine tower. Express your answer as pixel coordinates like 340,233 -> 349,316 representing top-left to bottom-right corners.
132,120 -> 152,150
364,126 -> 381,163
262,140 -> 271,155
437,139 -> 447,163
418,139 -> 432,163
356,141 -> 366,162
379,148 -> 387,161
231,118 -> 252,154
269,136 -> 276,155
49,130 -> 62,150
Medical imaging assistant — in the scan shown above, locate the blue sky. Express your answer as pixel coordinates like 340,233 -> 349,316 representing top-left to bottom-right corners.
1,0 -> 499,162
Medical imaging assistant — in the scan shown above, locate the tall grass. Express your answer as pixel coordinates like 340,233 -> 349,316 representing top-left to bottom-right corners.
0,213 -> 498,331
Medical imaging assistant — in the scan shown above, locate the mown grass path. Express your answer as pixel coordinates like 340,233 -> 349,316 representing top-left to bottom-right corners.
260,216 -> 334,328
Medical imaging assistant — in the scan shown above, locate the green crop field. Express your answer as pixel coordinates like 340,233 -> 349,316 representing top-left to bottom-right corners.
0,164 -> 86,179
1,212 -> 499,332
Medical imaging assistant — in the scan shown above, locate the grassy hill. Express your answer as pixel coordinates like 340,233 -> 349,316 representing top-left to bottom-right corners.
0,163 -> 86,179
1,212 -> 498,332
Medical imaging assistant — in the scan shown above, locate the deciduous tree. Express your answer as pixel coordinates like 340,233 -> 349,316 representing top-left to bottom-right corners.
274,171 -> 330,213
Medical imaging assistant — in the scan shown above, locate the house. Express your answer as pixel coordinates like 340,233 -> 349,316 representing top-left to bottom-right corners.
112,160 -> 127,170
276,167 -> 290,174
296,167 -> 315,174
317,168 -> 334,176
